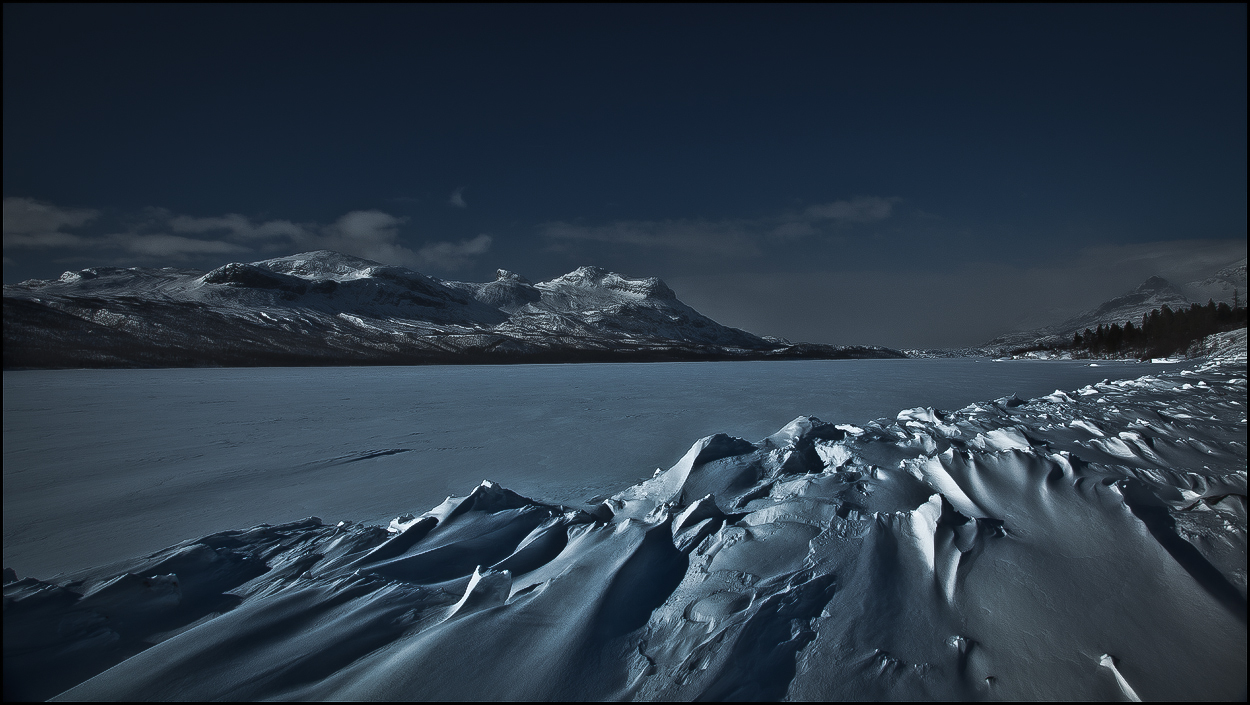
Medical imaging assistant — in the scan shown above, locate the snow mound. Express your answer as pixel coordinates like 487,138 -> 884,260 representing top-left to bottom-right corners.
5,361 -> 1245,701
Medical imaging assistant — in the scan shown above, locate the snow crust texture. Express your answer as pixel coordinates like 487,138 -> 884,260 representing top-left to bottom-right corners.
5,360 -> 1247,700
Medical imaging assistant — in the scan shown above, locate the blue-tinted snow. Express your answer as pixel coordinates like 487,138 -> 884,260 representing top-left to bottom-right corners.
4,358 -> 1166,579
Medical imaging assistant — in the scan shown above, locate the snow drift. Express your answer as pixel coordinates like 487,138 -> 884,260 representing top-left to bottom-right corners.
4,357 -> 1246,700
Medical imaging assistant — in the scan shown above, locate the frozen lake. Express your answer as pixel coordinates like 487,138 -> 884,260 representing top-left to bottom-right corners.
4,358 -> 1171,579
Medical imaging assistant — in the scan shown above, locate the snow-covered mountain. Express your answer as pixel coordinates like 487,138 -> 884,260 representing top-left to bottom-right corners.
1184,257 -> 1247,306
984,275 -> 1194,351
3,251 -> 902,367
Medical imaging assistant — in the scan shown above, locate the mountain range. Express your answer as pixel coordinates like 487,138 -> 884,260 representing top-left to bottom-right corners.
3,251 -> 903,368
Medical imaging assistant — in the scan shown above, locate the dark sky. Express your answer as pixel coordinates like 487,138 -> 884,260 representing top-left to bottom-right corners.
4,5 -> 1246,347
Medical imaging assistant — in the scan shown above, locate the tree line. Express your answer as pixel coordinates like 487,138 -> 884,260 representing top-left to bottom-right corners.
1016,296 -> 1246,360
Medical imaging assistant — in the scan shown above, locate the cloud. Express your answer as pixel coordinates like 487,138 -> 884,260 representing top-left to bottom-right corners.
449,188 -> 467,208
3,197 -> 100,249
2,199 -> 263,260
297,210 -> 416,264
3,198 -> 494,274
540,195 -> 898,256
169,213 -> 308,240
3,230 -> 95,249
166,208 -> 494,271
542,219 -> 759,257
108,233 -> 250,259
164,210 -> 415,262
417,234 -> 493,270
329,210 -> 406,244
293,210 -> 492,271
769,221 -> 817,241
804,196 -> 896,223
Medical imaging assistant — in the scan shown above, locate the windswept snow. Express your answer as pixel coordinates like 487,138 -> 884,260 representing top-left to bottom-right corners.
4,355 -> 1245,701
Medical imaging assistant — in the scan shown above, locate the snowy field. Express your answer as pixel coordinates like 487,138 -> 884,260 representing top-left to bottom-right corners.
4,349 -> 1247,700
6,359 -> 1156,580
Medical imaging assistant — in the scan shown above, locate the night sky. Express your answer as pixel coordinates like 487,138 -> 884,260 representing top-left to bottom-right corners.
4,5 -> 1245,347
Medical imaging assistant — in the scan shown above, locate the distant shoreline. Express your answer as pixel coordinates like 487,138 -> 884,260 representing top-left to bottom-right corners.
2,344 -> 907,371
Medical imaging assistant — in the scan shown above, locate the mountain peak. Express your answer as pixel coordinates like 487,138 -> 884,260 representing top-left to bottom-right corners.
254,251 -> 386,280
571,265 -> 609,278
545,266 -> 676,301
494,269 -> 533,284
1135,275 -> 1176,293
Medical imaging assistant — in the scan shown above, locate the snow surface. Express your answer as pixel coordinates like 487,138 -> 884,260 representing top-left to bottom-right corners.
4,354 -> 1246,700
5,359 -> 1159,581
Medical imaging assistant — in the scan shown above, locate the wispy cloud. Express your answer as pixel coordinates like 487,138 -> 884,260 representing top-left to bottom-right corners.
804,196 -> 896,223
108,233 -> 250,259
541,195 -> 898,256
768,221 -> 817,241
3,230 -> 96,249
322,210 -> 407,250
542,219 -> 760,257
449,188 -> 467,209
2,197 -> 100,249
3,198 -> 495,272
417,234 -> 492,270
169,213 -> 309,240
200,209 -> 493,270
304,210 -> 421,265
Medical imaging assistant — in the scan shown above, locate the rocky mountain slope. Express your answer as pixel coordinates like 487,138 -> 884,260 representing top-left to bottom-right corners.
1184,257 -> 1247,306
3,251 -> 902,368
984,275 -> 1194,352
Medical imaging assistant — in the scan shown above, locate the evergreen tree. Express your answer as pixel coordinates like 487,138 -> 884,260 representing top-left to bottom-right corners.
1107,323 -> 1123,353
1064,297 -> 1246,360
